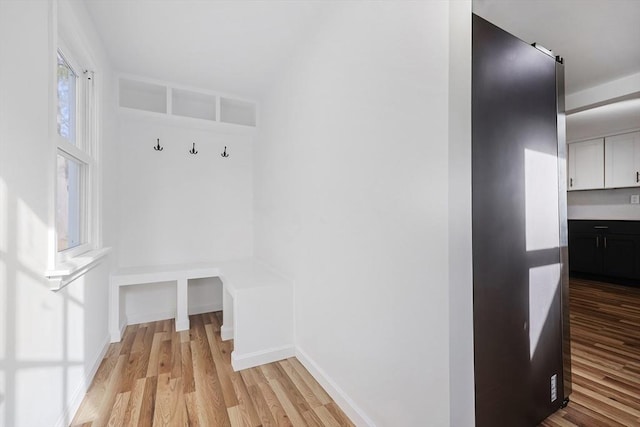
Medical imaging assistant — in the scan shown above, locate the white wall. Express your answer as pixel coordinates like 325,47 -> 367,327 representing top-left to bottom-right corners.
114,115 -> 253,323
566,101 -> 640,220
0,0 -> 116,426
254,2 -> 452,425
448,1 -> 475,426
566,99 -> 640,142
568,188 -> 640,220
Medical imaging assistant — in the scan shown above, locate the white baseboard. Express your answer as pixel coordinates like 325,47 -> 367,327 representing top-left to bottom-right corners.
56,331 -> 372,427
120,320 -> 127,340
296,347 -> 376,427
221,325 -> 234,341
126,310 -> 175,326
54,334 -> 111,427
231,345 -> 295,371
190,302 -> 223,316
110,318 -> 127,343
125,302 -> 223,326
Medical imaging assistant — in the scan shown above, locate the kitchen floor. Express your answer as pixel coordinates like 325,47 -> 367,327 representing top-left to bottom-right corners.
541,278 -> 640,426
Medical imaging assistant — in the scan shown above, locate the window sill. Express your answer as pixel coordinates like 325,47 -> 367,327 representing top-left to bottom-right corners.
45,247 -> 112,291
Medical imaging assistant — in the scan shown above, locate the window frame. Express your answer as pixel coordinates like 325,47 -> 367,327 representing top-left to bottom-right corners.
53,38 -> 98,264
45,5 -> 110,291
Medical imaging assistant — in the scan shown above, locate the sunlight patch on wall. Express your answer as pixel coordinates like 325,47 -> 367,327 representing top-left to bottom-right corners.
16,271 -> 63,361
16,367 -> 63,427
529,263 -> 560,359
524,148 -> 559,252
0,179 -> 6,426
0,177 -> 6,254
67,276 -> 84,301
67,365 -> 84,406
0,178 -> 6,361
0,259 -> 5,360
0,371 -> 5,426
17,198 -> 47,275
66,296 -> 85,362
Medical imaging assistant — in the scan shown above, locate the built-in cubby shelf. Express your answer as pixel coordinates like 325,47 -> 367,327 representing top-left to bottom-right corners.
118,77 -> 257,129
220,97 -> 256,127
119,79 -> 167,113
172,88 -> 216,121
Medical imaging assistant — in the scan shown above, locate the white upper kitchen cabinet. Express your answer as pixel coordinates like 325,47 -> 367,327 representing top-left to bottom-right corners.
605,131 -> 640,189
568,138 -> 604,191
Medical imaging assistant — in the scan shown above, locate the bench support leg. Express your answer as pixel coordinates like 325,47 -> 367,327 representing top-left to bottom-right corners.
109,280 -> 122,342
176,277 -> 189,331
221,286 -> 234,341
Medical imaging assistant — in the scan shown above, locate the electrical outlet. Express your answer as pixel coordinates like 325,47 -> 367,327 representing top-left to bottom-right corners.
631,195 -> 640,204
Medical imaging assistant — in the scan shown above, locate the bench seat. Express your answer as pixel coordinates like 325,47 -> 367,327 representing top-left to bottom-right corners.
109,258 -> 293,370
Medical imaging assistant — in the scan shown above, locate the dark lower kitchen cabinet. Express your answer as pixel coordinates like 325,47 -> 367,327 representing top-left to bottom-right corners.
568,220 -> 640,281
603,235 -> 638,278
568,233 -> 602,274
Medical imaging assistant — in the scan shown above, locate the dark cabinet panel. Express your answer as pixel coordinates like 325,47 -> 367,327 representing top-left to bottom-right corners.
603,235 -> 637,279
568,233 -> 601,274
472,14 -> 567,427
568,220 -> 640,281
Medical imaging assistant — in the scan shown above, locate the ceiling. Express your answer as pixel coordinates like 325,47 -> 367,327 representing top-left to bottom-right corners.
567,98 -> 640,141
473,0 -> 640,95
84,0 -> 338,99
85,1 -> 640,100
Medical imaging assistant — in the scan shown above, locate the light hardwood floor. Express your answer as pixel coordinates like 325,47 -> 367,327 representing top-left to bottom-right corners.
541,278 -> 640,427
71,312 -> 354,426
74,278 -> 639,426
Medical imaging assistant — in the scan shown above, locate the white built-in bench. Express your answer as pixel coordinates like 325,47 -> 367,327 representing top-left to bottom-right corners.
109,258 -> 293,371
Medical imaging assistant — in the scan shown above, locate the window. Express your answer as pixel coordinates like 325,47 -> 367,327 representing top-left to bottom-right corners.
56,153 -> 82,250
57,52 -> 77,145
55,47 -> 95,259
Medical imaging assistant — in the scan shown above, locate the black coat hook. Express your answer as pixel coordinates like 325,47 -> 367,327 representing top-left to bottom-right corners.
221,146 -> 229,158
189,143 -> 198,155
154,138 -> 163,151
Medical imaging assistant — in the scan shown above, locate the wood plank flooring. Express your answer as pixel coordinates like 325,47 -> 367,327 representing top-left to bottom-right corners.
71,312 -> 354,427
541,278 -> 640,427
74,277 -> 639,426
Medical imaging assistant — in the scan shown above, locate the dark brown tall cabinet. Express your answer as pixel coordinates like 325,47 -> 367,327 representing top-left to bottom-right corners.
472,14 -> 572,426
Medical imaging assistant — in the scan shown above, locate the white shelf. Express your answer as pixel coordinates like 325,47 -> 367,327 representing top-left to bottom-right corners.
220,97 -> 256,127
171,88 -> 216,121
118,107 -> 256,135
119,78 -> 167,113
117,76 -> 257,129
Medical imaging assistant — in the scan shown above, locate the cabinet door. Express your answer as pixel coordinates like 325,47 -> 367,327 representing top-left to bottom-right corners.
603,234 -> 638,279
568,139 -> 604,190
604,131 -> 640,188
472,14 -> 564,426
569,233 -> 602,274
